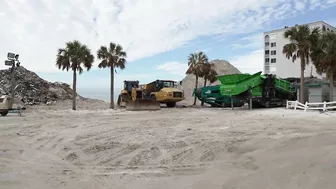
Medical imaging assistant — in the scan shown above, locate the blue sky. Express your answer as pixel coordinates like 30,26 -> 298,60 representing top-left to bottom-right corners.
0,0 -> 336,101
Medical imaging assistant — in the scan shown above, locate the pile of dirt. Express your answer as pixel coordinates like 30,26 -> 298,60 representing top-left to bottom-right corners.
0,66 -> 85,105
180,59 -> 241,105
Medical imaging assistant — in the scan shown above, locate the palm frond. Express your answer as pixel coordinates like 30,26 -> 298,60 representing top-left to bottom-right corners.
56,40 -> 94,73
115,58 -> 126,69
56,48 -> 71,71
283,43 -> 297,62
109,42 -> 117,54
200,63 -> 217,83
186,51 -> 209,77
97,46 -> 108,59
98,59 -> 108,68
311,32 -> 336,77
115,44 -> 127,57
97,42 -> 127,71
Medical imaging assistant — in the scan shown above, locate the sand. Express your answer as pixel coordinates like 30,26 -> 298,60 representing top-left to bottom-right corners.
1,104 -> 336,189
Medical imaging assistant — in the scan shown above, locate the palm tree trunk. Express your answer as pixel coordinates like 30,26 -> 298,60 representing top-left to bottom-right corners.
72,69 -> 77,110
193,75 -> 198,105
329,72 -> 334,102
300,59 -> 305,104
201,78 -> 207,106
110,66 -> 115,109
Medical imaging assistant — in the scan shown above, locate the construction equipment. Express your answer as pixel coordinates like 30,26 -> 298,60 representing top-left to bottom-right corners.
142,80 -> 184,107
117,80 -> 160,111
0,95 -> 14,116
194,86 -> 245,107
194,71 -> 297,108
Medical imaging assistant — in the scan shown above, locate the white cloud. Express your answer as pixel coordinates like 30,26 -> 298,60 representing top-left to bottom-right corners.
231,33 -> 263,49
0,0 -> 335,73
294,1 -> 306,11
156,61 -> 189,77
229,49 -> 264,74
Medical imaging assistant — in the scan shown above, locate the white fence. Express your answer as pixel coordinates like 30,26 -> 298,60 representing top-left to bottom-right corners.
286,100 -> 336,112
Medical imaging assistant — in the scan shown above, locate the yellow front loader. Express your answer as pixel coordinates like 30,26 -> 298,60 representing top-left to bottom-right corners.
117,80 -> 160,111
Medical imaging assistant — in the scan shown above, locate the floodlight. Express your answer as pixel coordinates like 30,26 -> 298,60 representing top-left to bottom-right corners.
5,60 -> 14,66
7,52 -> 15,60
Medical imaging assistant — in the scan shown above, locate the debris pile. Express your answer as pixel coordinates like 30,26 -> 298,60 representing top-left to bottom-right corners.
0,66 -> 84,105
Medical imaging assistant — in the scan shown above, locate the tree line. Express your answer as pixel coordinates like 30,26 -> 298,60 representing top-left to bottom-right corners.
283,25 -> 336,103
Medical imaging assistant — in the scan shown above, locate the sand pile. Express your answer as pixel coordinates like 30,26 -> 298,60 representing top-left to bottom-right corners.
180,59 -> 241,105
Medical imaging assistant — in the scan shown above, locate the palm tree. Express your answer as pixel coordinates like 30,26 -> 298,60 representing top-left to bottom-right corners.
199,62 -> 218,106
97,42 -> 127,109
201,63 -> 218,87
311,32 -> 336,101
282,24 -> 320,103
186,51 -> 209,105
56,40 -> 94,110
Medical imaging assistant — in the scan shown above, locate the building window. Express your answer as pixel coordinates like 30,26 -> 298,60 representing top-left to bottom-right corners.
271,42 -> 276,47
322,25 -> 326,31
265,58 -> 269,63
265,50 -> 269,54
265,42 -> 269,47
271,58 -> 276,63
271,50 -> 276,55
265,35 -> 270,41
265,66 -> 270,73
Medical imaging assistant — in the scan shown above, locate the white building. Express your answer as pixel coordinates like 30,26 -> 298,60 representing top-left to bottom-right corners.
263,21 -> 336,79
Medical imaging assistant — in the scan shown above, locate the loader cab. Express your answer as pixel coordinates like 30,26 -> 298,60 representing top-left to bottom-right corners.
123,80 -> 140,94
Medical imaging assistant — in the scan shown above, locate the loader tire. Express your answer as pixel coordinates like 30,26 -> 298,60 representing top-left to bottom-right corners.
150,95 -> 156,100
117,95 -> 122,106
166,102 -> 176,108
1,111 -> 8,116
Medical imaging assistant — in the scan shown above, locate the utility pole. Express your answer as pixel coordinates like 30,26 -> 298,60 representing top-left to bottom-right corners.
4,52 -> 20,101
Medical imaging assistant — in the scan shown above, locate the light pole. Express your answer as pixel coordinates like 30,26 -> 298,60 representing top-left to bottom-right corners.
4,52 -> 20,100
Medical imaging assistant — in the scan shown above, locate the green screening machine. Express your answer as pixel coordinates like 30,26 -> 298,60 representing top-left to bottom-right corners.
194,71 -> 297,108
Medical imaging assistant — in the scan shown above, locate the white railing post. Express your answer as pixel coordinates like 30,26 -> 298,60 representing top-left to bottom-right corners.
323,101 -> 327,112
304,101 -> 308,112
294,100 -> 297,110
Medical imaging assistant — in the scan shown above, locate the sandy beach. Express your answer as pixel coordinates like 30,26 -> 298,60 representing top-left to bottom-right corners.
1,103 -> 336,189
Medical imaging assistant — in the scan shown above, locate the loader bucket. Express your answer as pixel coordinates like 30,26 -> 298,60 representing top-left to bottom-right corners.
125,99 -> 160,111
